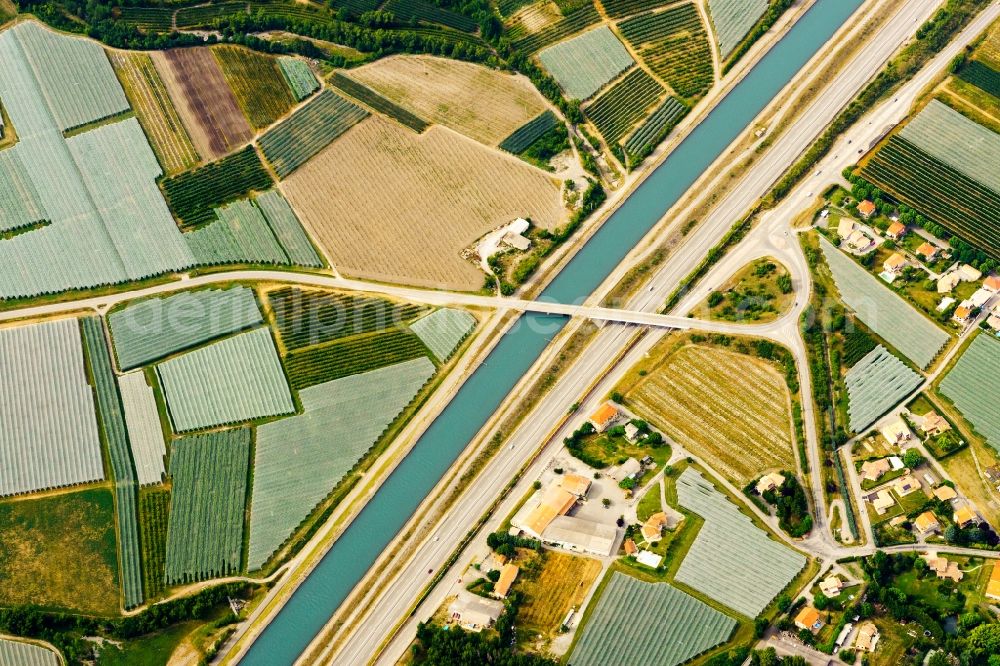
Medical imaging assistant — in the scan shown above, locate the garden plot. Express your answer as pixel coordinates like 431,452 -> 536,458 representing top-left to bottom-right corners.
247,358 -> 435,570
157,327 -> 294,432
10,21 -> 128,131
410,308 -> 477,361
626,344 -> 794,485
347,55 -> 548,145
165,429 -> 250,583
81,317 -> 144,609
845,345 -> 922,433
570,572 -> 735,666
109,286 -> 263,370
0,319 -> 103,497
940,334 -> 1000,451
819,236 -> 949,369
538,26 -> 635,100
214,45 -> 295,130
282,116 -> 563,291
674,469 -> 805,618
0,639 -> 59,666
118,372 -> 167,486
278,57 -> 319,101
706,0 -> 767,58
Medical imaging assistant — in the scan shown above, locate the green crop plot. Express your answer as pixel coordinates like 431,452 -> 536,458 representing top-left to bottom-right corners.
619,3 -> 713,100
499,110 -> 560,154
538,26 -> 635,100
570,572 -> 736,666
247,358 -> 435,570
255,190 -> 324,267
119,6 -> 174,32
283,328 -> 430,389
139,486 -> 170,598
259,89 -> 369,178
510,1 -> 601,53
278,57 -> 319,101
382,0 -> 478,31
175,1 -> 248,28
328,73 -> 428,132
215,45 -> 295,129
845,345 -> 922,433
161,146 -> 274,229
940,334 -> 1000,451
165,429 -> 250,583
585,68 -> 664,145
624,96 -> 687,160
601,0 -> 675,19
958,59 -> 1000,98
819,236 -> 950,368
674,468 -> 805,618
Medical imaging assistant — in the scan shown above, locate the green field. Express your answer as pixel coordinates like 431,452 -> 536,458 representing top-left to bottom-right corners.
0,488 -> 120,614
139,486 -> 170,598
328,73 -> 428,132
939,333 -> 1000,451
283,328 -> 430,389
585,68 -> 664,145
165,429 -> 250,584
161,146 -> 274,229
618,3 -> 713,100
215,45 -> 295,129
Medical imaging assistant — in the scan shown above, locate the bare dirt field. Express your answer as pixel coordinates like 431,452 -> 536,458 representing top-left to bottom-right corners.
624,343 -> 795,485
346,55 -> 549,145
281,115 -> 564,291
152,48 -> 252,160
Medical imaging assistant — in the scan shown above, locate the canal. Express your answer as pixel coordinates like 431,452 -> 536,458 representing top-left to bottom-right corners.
240,1 -> 867,662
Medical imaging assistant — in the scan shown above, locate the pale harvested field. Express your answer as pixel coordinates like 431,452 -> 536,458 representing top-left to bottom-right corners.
281,116 -> 563,290
508,1 -> 561,34
109,51 -> 200,174
519,551 -> 602,637
347,55 -> 549,145
152,48 -> 252,160
627,344 -> 795,484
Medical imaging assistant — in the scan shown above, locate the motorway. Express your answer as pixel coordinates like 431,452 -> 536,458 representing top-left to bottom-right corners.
302,0 -> 1000,664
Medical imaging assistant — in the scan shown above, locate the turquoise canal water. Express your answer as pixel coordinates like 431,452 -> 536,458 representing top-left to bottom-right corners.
240,1 -> 867,662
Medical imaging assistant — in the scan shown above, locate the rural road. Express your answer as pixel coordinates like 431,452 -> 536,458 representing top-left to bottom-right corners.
306,0 -> 998,664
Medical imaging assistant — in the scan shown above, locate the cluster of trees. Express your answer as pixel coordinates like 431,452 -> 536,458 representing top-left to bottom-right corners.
761,473 -> 812,538
486,530 -> 541,559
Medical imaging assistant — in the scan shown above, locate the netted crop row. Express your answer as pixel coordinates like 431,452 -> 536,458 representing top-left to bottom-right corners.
139,486 -> 170,598
283,328 -> 430,389
119,6 -> 175,31
940,334 -> 1000,450
570,572 -> 736,666
259,89 -> 369,178
0,638 -> 59,666
278,57 -> 319,101
860,136 -> 1000,258
119,371 -> 168,486
0,149 -> 45,233
247,358 -> 434,569
819,236 -> 951,368
844,345 -> 922,433
619,3 -> 712,99
706,0 -> 766,58
175,2 -> 249,28
511,1 -> 601,53
383,0 -> 478,32
499,110 -> 559,153
214,45 -> 295,129
410,308 -> 476,361
161,146 -> 273,229
328,73 -> 428,132
81,317 -> 144,610
538,26 -> 635,100
624,95 -> 686,158
268,286 -> 425,350
254,189 -> 324,267
165,428 -> 250,584
585,68 -> 664,145
601,0 -> 675,19
958,59 -> 1000,99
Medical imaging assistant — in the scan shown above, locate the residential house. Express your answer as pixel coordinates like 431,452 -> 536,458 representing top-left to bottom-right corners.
588,403 -> 620,433
854,622 -> 880,652
560,473 -> 592,499
917,242 -> 939,262
916,411 -> 950,437
927,557 -> 964,582
892,474 -> 920,497
847,230 -> 874,253
953,305 -> 973,324
610,457 -> 642,484
623,538 -> 637,556
881,419 -> 913,445
492,563 -> 519,599
914,511 -> 940,535
756,471 -> 786,495
542,515 -> 617,557
883,253 -> 907,275
986,563 -> 1000,601
969,287 -> 993,309
886,221 -> 906,240
448,591 -> 504,631
515,486 -> 577,538
624,423 -> 640,442
959,264 -> 983,282
819,575 -> 844,597
987,314 -> 1000,331
794,606 -> 825,633
502,230 -> 531,251
954,504 -> 979,528
985,275 -> 1000,292
937,296 -> 956,312
860,458 -> 892,483
889,515 -> 908,528
641,512 -> 668,542
938,271 -> 962,293
858,200 -> 877,218
872,490 -> 895,515
838,218 -> 856,239
933,485 -> 957,502
985,466 -> 1000,486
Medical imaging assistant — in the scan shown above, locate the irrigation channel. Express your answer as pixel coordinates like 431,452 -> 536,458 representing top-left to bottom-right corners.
239,1 -> 867,662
